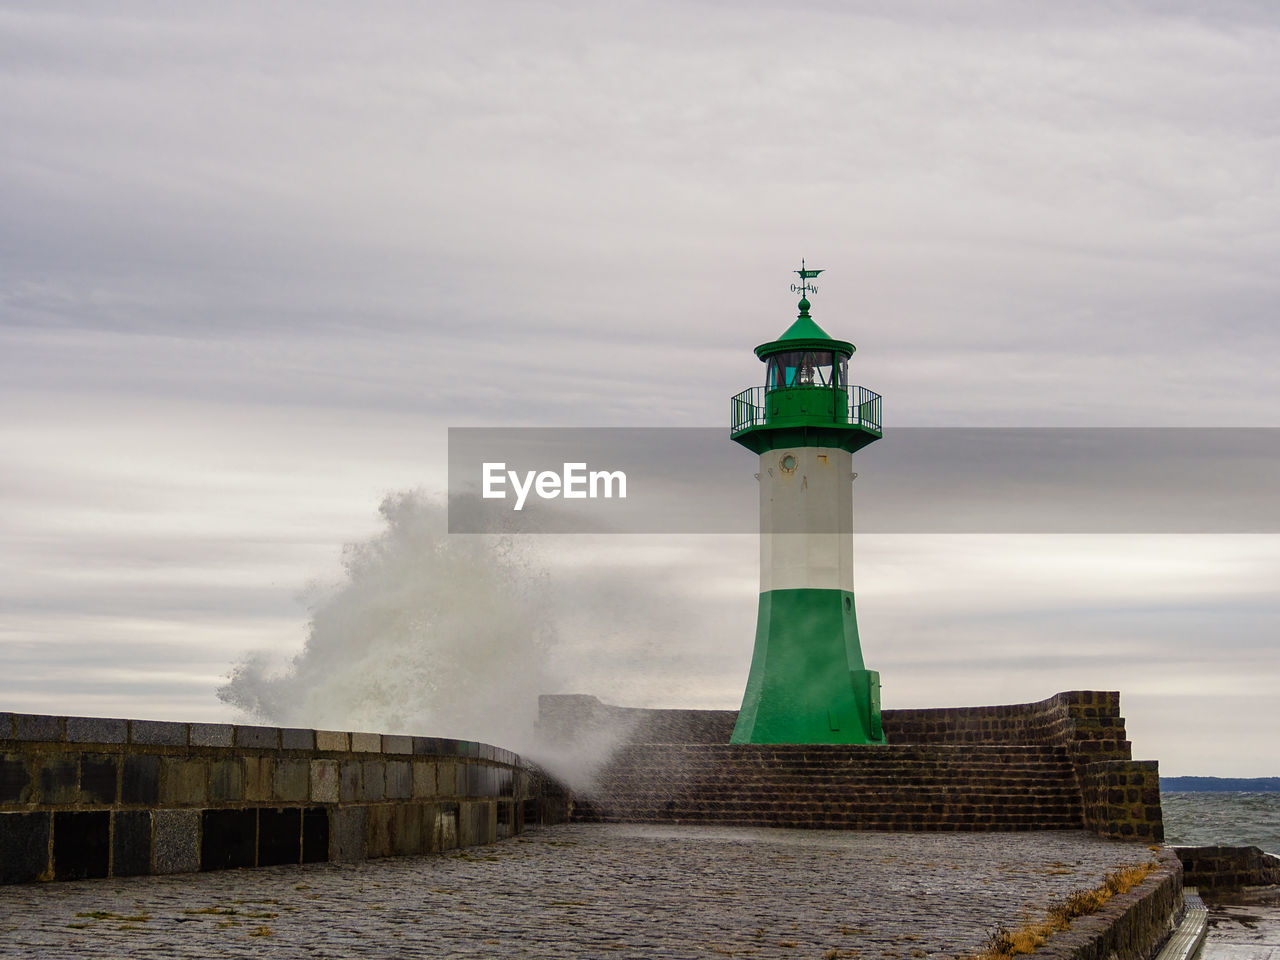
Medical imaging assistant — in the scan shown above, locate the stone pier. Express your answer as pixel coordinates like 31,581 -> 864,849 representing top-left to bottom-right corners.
0,823 -> 1179,960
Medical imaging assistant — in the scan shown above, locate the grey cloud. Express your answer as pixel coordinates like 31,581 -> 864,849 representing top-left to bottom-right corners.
1,0 -> 1278,775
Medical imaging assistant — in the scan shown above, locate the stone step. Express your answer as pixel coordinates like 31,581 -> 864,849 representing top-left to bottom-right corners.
573,741 -> 1090,832
611,744 -> 1076,755
1071,724 -> 1128,738
573,799 -> 1081,814
583,804 -> 1084,820
592,771 -> 1081,786
583,784 -> 1085,802
611,742 -> 1074,750
577,795 -> 1083,810
576,795 -> 1083,810
603,754 -> 1078,768
576,814 -> 1085,829
616,753 -> 1077,759
595,765 -> 1079,778
590,773 -> 1081,786
599,763 -> 1078,776
572,810 -> 1085,829
587,800 -> 1082,815
589,788 -> 1081,802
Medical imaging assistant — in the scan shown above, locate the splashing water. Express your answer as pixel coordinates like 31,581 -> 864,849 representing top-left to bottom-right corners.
218,491 -> 557,755
217,491 -> 761,789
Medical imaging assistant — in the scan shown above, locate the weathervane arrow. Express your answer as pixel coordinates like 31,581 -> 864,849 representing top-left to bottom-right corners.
790,258 -> 823,298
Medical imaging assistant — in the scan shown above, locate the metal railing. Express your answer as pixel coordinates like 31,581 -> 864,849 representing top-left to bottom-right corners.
730,385 -> 882,436
730,386 -> 768,434
850,386 -> 883,433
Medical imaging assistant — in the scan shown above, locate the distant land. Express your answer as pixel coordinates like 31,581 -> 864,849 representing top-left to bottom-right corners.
1162,777 -> 1280,792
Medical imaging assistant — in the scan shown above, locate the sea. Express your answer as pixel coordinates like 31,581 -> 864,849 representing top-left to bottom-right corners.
1161,792 -> 1280,852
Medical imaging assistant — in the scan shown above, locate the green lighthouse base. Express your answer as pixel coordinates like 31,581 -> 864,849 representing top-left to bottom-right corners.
730,588 -> 886,745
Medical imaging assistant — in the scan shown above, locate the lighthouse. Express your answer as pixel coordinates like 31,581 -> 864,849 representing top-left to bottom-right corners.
729,263 -> 886,745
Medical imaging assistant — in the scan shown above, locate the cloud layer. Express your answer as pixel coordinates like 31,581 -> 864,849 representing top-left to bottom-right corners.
1,1 -> 1277,775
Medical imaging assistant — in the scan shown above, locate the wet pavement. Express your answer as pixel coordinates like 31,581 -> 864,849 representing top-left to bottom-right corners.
0,823 -> 1160,959
1199,887 -> 1280,960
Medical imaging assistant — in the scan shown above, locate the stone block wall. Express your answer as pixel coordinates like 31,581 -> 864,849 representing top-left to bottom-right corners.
537,691 -> 1133,756
1173,845 -> 1280,891
538,690 -> 1164,841
1077,759 -> 1164,841
0,712 -> 569,885
884,691 -> 1132,757
575,742 -> 1086,831
1034,849 -> 1184,960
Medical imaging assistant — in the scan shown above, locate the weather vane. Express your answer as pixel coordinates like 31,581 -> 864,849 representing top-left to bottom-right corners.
790,259 -> 823,299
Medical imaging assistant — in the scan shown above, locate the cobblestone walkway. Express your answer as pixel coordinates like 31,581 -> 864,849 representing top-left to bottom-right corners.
0,823 -> 1157,959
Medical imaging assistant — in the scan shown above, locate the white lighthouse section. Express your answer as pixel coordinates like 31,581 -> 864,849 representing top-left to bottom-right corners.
758,447 -> 854,592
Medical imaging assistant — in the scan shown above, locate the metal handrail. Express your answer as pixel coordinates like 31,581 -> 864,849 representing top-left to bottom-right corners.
730,384 -> 882,436
730,386 -> 767,433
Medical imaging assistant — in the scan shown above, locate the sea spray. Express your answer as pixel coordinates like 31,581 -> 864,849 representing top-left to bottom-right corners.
218,490 -> 756,790
218,491 -> 558,757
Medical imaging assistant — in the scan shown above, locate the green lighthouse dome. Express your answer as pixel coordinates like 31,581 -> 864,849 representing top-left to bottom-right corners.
730,282 -> 880,457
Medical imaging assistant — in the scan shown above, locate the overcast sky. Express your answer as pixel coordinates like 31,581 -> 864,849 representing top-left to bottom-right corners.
2,1 -> 1277,776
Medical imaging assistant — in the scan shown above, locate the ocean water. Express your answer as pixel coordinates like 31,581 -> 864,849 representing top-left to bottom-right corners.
1161,792 -> 1280,852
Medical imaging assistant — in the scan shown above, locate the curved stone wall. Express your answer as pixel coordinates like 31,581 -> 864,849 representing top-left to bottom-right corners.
0,711 -> 568,885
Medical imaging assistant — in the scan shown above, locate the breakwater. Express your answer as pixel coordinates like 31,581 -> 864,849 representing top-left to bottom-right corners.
0,824 -> 1180,960
0,711 -> 568,885
0,696 -> 1201,959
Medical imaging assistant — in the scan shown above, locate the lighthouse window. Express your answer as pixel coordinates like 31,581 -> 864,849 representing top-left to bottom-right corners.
766,351 -> 838,390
